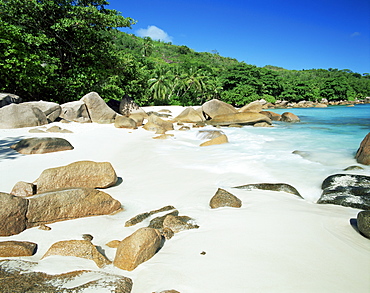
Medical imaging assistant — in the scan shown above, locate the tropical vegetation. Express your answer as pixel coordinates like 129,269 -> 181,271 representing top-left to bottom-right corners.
1,0 -> 369,106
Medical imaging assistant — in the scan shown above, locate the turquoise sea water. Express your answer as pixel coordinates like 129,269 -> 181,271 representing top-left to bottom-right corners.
165,104 -> 370,202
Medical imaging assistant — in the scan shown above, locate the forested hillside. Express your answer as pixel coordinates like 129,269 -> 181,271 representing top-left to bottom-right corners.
1,0 -> 369,106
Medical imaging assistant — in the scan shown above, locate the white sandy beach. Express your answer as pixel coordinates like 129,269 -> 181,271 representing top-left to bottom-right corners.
0,105 -> 369,293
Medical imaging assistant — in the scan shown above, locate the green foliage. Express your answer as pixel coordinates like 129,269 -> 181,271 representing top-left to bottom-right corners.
1,1 -> 369,106
0,0 -> 136,102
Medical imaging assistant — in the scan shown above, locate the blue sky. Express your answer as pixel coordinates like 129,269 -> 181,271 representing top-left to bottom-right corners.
107,0 -> 370,74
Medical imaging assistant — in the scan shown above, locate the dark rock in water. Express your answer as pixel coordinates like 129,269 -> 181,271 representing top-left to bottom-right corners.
125,205 -> 176,227
148,210 -> 179,229
355,132 -> 370,165
0,259 -> 133,293
10,137 -> 74,154
209,188 -> 242,208
357,210 -> 370,238
343,165 -> 364,171
281,112 -> 300,123
317,174 -> 370,210
233,183 -> 303,198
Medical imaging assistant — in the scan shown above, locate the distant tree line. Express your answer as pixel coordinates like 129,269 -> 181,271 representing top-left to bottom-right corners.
1,0 -> 369,106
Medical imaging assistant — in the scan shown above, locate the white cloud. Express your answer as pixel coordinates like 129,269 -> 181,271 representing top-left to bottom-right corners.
350,32 -> 361,37
136,25 -> 173,42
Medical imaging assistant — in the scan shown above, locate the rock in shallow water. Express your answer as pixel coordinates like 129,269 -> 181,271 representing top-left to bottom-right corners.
317,174 -> 370,210
210,188 -> 242,208
0,260 -> 133,293
357,210 -> 370,238
233,183 -> 303,198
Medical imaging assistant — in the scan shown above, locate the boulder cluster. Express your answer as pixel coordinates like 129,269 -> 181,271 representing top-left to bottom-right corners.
0,92 -> 369,292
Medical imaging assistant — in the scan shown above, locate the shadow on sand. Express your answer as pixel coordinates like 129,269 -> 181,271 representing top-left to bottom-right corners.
0,136 -> 26,160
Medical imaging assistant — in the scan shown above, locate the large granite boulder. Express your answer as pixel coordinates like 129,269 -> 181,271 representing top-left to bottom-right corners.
355,133 -> 370,165
0,103 -> 48,129
60,100 -> 91,123
81,92 -> 117,123
281,112 -> 300,122
197,130 -> 225,140
209,112 -> 272,126
0,193 -> 28,236
317,174 -> 370,209
42,240 -> 111,268
24,101 -> 61,122
119,94 -> 147,116
173,107 -> 205,123
26,188 -> 122,228
10,137 -> 74,154
202,99 -> 237,119
114,115 -> 138,129
233,183 -> 303,198
113,227 -> 162,271
260,110 -> 282,121
238,100 -> 263,113
0,241 -> 37,257
0,260 -> 133,293
35,160 -> 118,193
209,188 -> 242,208
0,93 -> 21,108
357,210 -> 370,238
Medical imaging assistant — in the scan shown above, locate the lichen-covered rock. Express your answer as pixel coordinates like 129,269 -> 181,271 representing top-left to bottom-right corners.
81,92 -> 117,123
26,188 -> 122,228
0,193 -> 28,236
355,132 -> 370,165
35,160 -> 118,193
317,174 -> 370,210
0,103 -> 48,129
210,188 -> 242,208
42,240 -> 111,268
0,241 -> 37,257
113,227 -> 162,271
233,183 -> 303,198
281,112 -> 300,122
357,210 -> 370,238
0,260 -> 133,293
119,94 -> 147,117
10,137 -> 74,155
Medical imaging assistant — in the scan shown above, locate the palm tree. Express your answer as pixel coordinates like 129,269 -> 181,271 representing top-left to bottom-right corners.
148,66 -> 171,104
